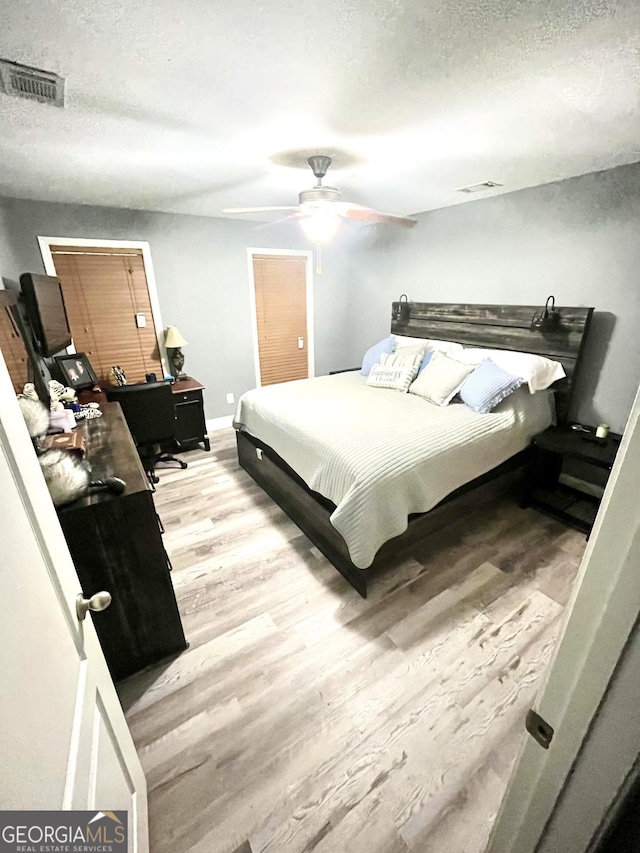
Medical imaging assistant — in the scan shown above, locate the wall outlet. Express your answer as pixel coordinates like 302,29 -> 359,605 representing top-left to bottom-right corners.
135,312 -> 147,328
226,392 -> 235,405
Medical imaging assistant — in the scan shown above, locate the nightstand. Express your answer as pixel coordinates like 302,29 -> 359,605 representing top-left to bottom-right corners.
171,377 -> 210,451
524,425 -> 621,536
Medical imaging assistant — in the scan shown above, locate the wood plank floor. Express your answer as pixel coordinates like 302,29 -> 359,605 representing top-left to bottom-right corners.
118,430 -> 586,853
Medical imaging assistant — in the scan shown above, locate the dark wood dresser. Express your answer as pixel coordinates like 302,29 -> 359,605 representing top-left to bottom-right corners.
57,403 -> 187,681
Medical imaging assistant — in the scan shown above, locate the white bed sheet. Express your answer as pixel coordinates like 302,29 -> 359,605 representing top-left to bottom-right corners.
233,373 -> 552,569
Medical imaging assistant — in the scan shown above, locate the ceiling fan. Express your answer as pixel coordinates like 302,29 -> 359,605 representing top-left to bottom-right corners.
223,155 -> 417,243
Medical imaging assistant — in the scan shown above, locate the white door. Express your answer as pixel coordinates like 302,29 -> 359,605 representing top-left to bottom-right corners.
487,383 -> 640,853
0,349 -> 148,850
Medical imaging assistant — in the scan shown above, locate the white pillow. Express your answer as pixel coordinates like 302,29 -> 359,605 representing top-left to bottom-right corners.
408,351 -> 475,406
394,335 -> 464,358
459,348 -> 566,393
393,334 -> 424,349
366,363 -> 417,393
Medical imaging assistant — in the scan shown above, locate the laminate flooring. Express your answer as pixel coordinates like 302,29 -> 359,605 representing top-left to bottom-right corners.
118,430 -> 586,853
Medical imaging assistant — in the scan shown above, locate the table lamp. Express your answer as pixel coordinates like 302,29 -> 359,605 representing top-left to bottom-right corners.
165,326 -> 188,379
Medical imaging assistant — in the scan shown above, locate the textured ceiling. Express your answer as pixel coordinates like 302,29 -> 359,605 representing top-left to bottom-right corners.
0,0 -> 639,221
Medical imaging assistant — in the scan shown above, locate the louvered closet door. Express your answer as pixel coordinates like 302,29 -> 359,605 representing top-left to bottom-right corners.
253,254 -> 308,386
51,246 -> 163,385
0,299 -> 28,393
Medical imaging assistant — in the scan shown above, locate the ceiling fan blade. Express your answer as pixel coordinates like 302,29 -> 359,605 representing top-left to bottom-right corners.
253,213 -> 301,229
223,156 -> 417,230
223,206 -> 299,214
340,203 -> 417,228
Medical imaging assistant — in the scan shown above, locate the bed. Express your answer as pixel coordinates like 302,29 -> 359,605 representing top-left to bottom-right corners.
234,302 -> 593,596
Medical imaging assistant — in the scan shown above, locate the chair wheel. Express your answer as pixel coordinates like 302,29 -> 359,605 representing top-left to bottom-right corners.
179,460 -> 188,469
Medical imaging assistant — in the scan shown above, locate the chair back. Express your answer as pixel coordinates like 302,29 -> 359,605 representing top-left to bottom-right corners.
106,381 -> 176,446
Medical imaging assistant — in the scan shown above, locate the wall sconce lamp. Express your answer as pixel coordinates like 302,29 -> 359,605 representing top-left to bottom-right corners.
531,295 -> 561,333
392,294 -> 410,324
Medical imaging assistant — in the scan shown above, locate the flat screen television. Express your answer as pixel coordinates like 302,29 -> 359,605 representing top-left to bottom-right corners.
19,273 -> 72,357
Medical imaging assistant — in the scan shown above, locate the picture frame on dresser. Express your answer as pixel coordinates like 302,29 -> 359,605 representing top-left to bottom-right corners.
54,352 -> 98,390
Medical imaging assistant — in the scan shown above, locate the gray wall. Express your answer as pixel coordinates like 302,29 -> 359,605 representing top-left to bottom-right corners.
345,162 -> 640,433
3,161 -> 639,429
0,197 -> 352,418
0,202 -> 19,285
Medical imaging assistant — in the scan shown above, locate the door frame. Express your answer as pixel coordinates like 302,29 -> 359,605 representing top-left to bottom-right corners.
38,236 -> 171,379
246,248 -> 314,388
488,380 -> 640,852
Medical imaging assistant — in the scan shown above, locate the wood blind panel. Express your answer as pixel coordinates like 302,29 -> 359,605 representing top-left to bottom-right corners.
253,255 -> 308,386
51,247 -> 163,385
0,300 -> 29,393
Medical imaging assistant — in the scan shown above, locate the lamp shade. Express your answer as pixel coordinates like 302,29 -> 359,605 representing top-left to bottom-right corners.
165,326 -> 188,348
299,211 -> 341,244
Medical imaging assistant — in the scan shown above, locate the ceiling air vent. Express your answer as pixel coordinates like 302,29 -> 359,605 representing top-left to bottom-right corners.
0,58 -> 65,107
457,180 -> 503,194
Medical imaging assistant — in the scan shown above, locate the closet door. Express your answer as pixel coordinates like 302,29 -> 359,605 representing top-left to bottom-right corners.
252,253 -> 310,386
0,291 -> 28,393
50,246 -> 164,385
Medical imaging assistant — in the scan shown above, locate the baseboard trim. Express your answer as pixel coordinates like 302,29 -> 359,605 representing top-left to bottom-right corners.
206,415 -> 233,432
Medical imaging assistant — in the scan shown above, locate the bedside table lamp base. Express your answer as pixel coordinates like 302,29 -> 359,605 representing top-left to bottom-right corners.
165,325 -> 188,381
168,347 -> 186,380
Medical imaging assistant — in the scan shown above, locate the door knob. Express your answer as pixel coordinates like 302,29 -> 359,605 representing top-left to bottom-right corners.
76,591 -> 112,621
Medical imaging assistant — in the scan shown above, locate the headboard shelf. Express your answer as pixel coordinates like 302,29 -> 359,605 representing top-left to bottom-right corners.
396,302 -> 590,328
391,301 -> 594,423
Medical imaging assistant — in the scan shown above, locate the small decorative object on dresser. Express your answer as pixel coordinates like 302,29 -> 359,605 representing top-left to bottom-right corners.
110,365 -> 127,386
165,325 -> 188,380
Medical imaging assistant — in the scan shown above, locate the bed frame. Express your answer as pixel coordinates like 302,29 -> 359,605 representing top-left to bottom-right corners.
237,301 -> 594,596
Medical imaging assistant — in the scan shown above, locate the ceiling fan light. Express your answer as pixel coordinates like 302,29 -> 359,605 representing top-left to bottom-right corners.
299,211 -> 341,244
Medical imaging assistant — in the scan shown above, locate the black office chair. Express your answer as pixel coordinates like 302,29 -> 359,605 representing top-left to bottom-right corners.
106,381 -> 188,483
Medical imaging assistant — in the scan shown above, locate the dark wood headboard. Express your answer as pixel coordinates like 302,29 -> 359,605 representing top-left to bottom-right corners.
390,301 -> 594,423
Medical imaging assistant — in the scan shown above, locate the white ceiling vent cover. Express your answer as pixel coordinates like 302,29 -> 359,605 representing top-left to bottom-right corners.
457,180 -> 503,194
0,59 -> 65,107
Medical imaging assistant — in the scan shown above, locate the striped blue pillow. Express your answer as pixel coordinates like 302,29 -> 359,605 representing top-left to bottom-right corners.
460,359 -> 523,413
417,349 -> 434,375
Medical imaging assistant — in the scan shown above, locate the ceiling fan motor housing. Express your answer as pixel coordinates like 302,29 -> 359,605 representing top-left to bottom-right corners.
299,186 -> 341,205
